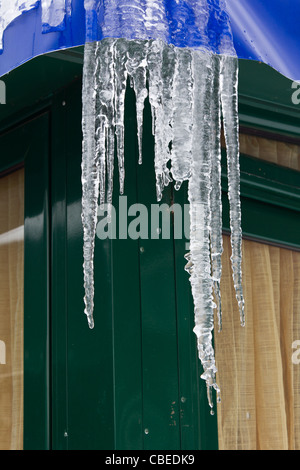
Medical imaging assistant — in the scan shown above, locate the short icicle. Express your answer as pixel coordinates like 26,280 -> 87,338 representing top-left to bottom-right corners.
125,40 -> 149,165
170,47 -> 194,190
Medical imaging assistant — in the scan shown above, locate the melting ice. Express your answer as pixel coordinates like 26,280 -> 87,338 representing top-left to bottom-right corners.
0,1 -> 37,49
0,0 -> 67,50
41,0 -> 67,32
81,37 -> 245,413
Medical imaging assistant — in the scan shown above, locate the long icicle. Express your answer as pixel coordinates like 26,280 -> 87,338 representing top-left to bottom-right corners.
171,47 -> 193,191
95,39 -> 117,209
186,50 -> 220,414
114,39 -> 129,196
220,55 -> 245,327
81,40 -> 98,329
81,39 -> 244,412
147,39 -> 174,201
209,54 -> 223,332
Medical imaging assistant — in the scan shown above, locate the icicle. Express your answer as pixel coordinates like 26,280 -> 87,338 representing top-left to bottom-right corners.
95,39 -> 116,208
114,39 -> 129,195
185,50 -> 220,414
220,56 -> 245,327
147,39 -> 174,201
81,38 -> 244,412
209,55 -> 223,332
125,40 -> 149,165
170,48 -> 194,190
0,1 -> 38,50
41,0 -> 66,32
81,41 -> 98,329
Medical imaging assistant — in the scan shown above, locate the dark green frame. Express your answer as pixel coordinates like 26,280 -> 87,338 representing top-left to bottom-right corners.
0,113 -> 51,450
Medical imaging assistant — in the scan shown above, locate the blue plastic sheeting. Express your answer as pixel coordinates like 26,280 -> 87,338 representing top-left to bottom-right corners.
226,0 -> 300,81
0,0 -> 299,81
84,0 -> 235,54
0,0 -> 85,77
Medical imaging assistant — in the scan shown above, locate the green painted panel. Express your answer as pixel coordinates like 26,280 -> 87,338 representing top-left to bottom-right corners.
23,113 -> 51,450
0,48 -> 83,130
50,90 -> 69,450
58,81 -> 115,450
173,182 -> 219,451
111,85 -> 143,450
50,79 -> 214,450
221,150 -> 300,250
137,99 -> 181,450
238,60 -> 300,137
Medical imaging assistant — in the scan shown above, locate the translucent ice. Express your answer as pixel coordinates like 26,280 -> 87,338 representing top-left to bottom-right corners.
220,55 -> 245,327
41,0 -> 66,32
209,56 -> 223,332
81,38 -> 244,411
0,1 -> 38,50
0,1 -> 68,49
185,50 -> 221,410
81,41 -> 98,330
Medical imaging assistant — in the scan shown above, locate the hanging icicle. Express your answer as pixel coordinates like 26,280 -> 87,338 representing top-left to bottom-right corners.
220,55 -> 245,327
81,40 -> 99,330
81,36 -> 244,413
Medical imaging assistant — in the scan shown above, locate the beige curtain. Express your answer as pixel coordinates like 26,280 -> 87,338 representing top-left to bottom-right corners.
241,133 -> 300,171
222,132 -> 300,170
0,169 -> 24,450
215,236 -> 300,450
239,133 -> 300,170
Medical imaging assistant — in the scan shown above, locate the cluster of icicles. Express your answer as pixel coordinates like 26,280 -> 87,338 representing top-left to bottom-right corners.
81,38 -> 245,413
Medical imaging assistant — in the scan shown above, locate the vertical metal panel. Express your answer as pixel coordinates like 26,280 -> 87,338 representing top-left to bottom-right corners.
51,81 -> 116,450
23,113 -> 51,450
51,91 -> 69,450
136,99 -> 182,450
49,80 -> 219,450
51,83 -> 218,450
111,85 -> 143,450
173,182 -> 219,450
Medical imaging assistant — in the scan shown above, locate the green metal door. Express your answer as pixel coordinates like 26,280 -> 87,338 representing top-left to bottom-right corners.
50,79 -> 217,450
0,58 -> 214,450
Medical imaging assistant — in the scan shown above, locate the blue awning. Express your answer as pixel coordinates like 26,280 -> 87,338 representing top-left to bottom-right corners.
0,0 -> 299,81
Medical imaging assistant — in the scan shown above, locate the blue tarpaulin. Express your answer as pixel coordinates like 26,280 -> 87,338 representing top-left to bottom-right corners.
0,0 -> 299,81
